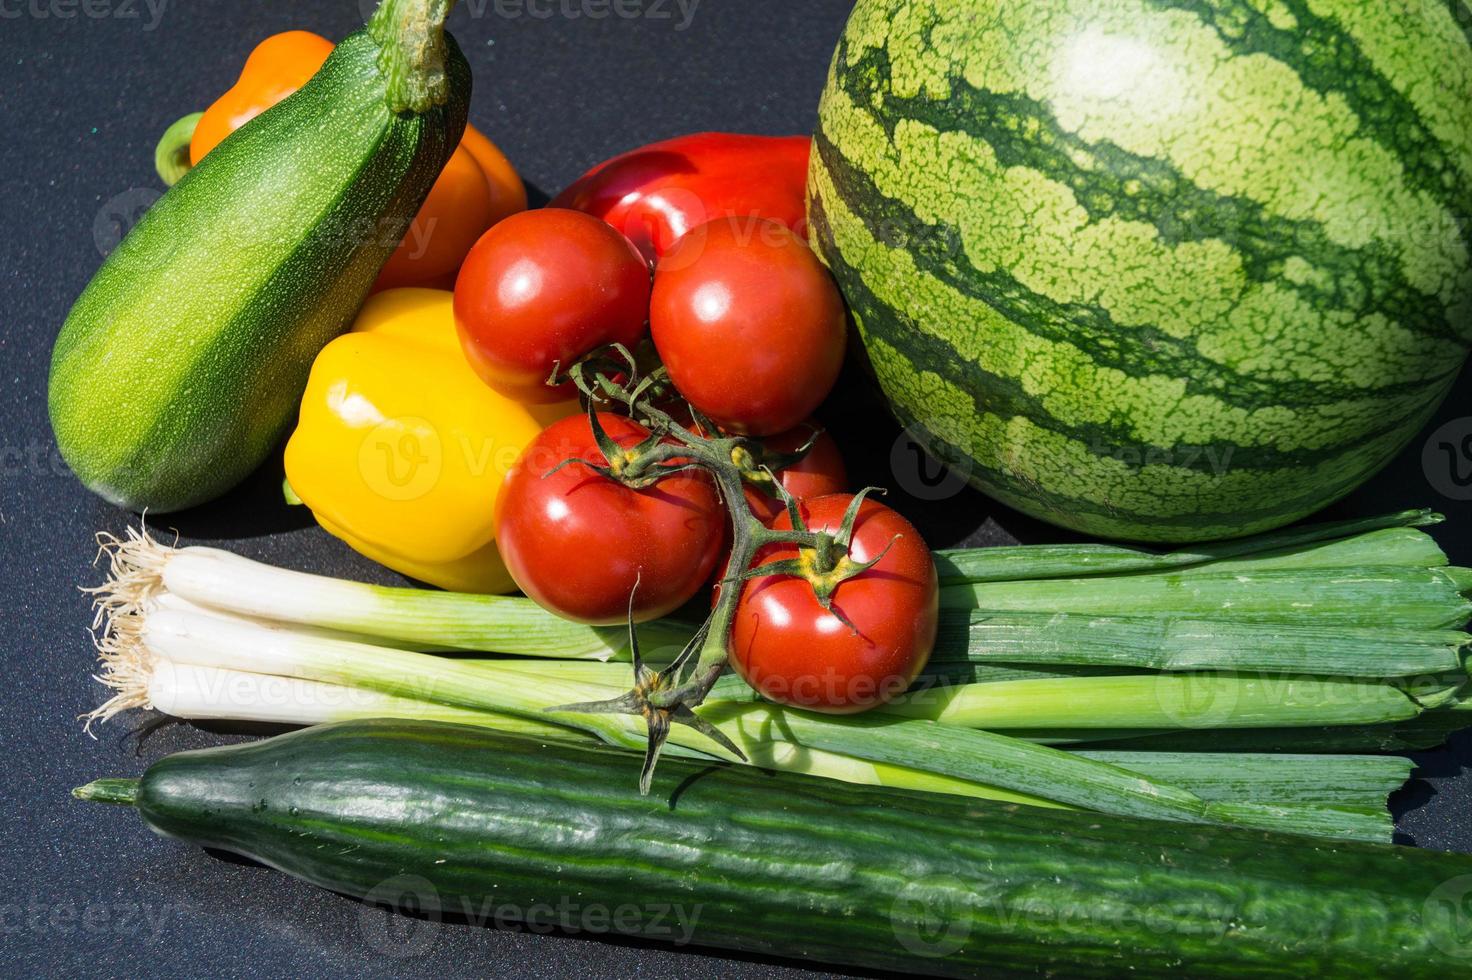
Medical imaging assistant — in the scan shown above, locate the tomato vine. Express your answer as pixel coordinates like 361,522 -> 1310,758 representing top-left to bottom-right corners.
546,345 -> 891,792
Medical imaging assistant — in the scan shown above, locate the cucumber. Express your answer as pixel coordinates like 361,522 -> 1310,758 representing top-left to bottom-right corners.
77,719 -> 1472,977
48,0 -> 470,512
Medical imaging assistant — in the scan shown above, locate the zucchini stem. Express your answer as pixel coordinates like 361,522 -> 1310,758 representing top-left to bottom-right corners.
73,779 -> 139,807
368,0 -> 458,114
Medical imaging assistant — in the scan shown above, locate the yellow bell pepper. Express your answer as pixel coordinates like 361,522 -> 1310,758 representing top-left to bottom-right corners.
285,288 -> 576,593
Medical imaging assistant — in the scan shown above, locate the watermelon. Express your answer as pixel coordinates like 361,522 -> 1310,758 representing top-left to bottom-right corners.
808,0 -> 1472,542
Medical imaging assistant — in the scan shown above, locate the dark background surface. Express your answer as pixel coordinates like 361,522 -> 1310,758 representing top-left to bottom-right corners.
2,0 -> 1471,976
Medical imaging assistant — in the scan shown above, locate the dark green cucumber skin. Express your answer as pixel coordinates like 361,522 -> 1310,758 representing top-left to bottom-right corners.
48,30 -> 470,513
126,720 -> 1472,978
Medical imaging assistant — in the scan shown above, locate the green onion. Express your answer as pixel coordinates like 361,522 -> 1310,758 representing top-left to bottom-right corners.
932,510 -> 1442,585
84,518 -> 1470,848
96,525 -> 1471,671
680,704 -> 1394,843
346,650 -> 1462,733
1071,751 -> 1412,807
88,527 -> 1468,742
141,660 -> 1066,810
144,661 -> 573,738
142,660 -> 1403,819
942,566 -> 1472,629
1069,699 -> 1472,754
92,528 -> 695,659
92,604 -> 1397,841
1164,527 -> 1450,575
933,614 -> 1470,678
878,672 -> 1457,729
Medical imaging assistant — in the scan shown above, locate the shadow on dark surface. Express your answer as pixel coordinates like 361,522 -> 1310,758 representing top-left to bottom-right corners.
193,718 -> 303,740
524,179 -> 553,211
1395,728 -> 1472,846
101,715 -> 301,757
157,444 -> 317,541
121,714 -> 181,754
817,348 -> 1081,553
1393,779 -> 1440,847
204,847 -> 270,869
1409,737 -> 1470,781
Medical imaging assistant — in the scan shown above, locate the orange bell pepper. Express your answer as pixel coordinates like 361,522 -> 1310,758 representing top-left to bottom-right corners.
190,30 -> 527,291
188,31 -> 335,160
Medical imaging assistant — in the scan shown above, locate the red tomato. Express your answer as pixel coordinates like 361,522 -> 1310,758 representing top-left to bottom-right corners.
495,413 -> 724,625
739,421 -> 848,525
650,218 -> 846,436
454,209 -> 651,403
730,494 -> 938,713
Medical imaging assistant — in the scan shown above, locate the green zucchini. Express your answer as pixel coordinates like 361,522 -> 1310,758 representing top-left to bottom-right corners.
48,0 -> 469,512
77,719 -> 1472,977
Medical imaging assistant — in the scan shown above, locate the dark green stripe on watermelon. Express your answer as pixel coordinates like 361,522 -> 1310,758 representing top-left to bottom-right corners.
834,37 -> 1469,351
1150,0 -> 1472,230
809,192 -> 1420,533
1446,0 -> 1472,51
812,130 -> 1438,475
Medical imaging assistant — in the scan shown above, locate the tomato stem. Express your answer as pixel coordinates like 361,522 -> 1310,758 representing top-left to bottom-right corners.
549,346 -> 845,785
